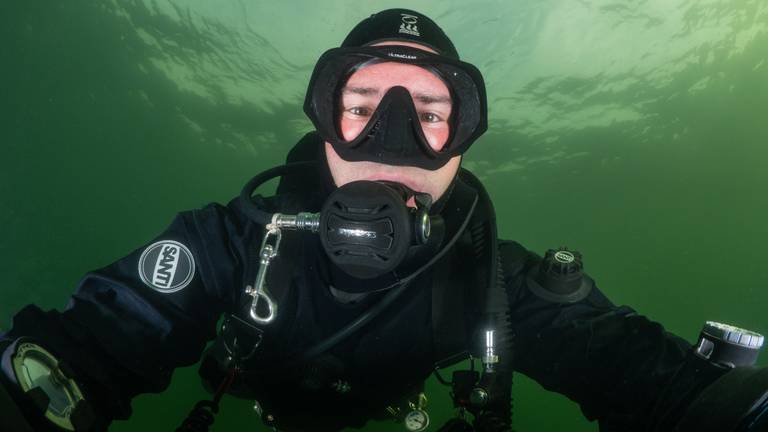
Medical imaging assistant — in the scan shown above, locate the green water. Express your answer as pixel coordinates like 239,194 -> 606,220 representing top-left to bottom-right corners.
1,1 -> 766,431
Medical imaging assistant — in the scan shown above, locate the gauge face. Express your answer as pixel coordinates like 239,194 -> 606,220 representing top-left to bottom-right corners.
20,354 -> 71,417
404,409 -> 429,432
11,342 -> 83,432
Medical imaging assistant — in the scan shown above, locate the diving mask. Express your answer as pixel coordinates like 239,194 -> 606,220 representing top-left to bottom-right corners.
304,45 -> 487,171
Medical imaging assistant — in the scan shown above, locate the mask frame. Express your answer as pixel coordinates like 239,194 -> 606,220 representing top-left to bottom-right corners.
304,45 -> 487,170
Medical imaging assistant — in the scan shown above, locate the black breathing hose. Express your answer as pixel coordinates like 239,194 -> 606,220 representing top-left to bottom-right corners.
461,169 -> 516,432
239,161 -> 318,225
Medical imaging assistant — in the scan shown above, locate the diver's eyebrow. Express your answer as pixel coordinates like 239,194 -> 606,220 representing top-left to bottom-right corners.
413,92 -> 452,105
341,86 -> 380,97
342,86 -> 451,105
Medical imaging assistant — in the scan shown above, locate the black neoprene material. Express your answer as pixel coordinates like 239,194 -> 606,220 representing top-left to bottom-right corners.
341,8 -> 460,59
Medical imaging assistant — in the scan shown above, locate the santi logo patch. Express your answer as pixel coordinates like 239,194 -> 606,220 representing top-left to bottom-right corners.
138,240 -> 195,293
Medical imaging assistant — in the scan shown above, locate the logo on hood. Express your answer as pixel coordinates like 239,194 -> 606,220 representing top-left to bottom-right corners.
399,13 -> 420,36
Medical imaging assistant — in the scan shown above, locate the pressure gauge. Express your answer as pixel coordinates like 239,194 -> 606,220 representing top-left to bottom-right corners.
3,340 -> 85,431
404,409 -> 430,431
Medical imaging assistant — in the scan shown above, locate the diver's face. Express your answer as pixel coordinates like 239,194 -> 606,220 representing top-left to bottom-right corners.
324,41 -> 462,204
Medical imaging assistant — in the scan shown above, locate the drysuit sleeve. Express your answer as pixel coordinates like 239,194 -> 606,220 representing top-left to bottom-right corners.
0,200 -> 253,425
498,240 -> 724,431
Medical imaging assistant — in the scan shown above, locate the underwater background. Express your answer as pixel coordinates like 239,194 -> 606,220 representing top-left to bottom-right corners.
1,1 -> 766,431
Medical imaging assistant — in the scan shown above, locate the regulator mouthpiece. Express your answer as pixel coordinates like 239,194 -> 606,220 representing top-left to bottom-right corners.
319,180 -> 434,279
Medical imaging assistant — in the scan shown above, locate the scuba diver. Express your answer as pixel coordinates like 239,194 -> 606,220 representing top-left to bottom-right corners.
1,8 -> 767,432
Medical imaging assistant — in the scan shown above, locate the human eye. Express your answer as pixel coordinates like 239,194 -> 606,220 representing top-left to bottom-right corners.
419,112 -> 444,124
347,106 -> 372,117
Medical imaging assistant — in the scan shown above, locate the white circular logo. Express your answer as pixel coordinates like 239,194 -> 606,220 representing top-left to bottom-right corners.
138,240 -> 195,293
554,250 -> 575,264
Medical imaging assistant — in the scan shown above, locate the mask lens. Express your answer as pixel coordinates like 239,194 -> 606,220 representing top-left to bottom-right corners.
337,61 -> 453,152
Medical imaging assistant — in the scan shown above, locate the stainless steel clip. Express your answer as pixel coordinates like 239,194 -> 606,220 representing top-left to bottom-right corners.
246,226 -> 281,324
245,213 -> 319,325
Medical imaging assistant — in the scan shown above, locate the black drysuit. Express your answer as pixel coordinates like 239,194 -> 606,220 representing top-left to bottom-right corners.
0,134 -> 720,431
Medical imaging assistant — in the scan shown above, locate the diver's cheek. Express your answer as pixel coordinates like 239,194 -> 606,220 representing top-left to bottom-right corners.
425,127 -> 451,151
429,155 -> 461,199
325,142 -> 373,188
339,117 -> 367,142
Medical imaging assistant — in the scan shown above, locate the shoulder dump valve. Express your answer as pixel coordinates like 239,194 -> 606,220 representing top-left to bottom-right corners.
694,321 -> 764,367
527,246 -> 594,303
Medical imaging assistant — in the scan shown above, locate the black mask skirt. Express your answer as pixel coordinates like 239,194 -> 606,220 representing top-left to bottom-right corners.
304,45 -> 487,171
